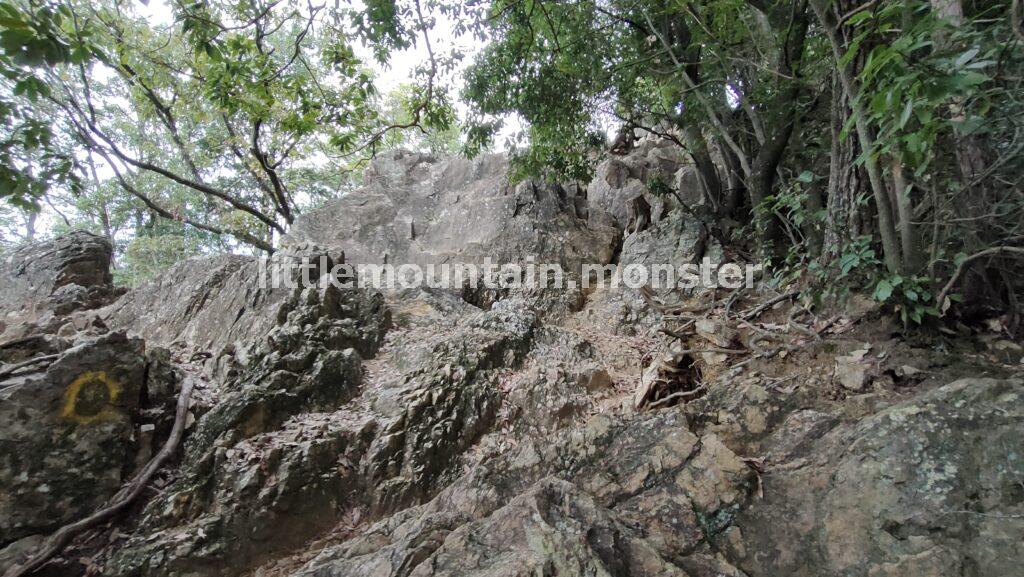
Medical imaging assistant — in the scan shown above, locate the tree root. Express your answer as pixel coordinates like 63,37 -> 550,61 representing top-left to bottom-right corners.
646,382 -> 709,408
740,290 -> 798,320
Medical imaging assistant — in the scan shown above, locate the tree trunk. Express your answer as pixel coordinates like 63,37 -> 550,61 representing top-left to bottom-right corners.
719,144 -> 747,218
824,73 -> 866,259
811,0 -> 903,273
25,211 -> 37,242
748,142 -> 788,258
746,0 -> 810,260
99,205 -> 113,244
805,180 -> 826,258
891,152 -> 920,272
682,124 -> 725,214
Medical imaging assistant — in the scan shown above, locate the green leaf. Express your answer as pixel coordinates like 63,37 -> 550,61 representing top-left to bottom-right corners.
873,279 -> 894,301
845,10 -> 874,26
955,47 -> 979,68
909,307 -> 923,323
898,99 -> 913,129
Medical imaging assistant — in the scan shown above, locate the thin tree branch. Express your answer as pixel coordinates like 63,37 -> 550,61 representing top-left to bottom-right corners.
936,246 -> 1024,311
95,147 -> 275,253
640,9 -> 754,178
251,118 -> 293,223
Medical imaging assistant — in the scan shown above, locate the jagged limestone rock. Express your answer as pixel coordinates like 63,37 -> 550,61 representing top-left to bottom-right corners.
294,410 -> 754,577
684,375 -> 1024,577
587,135 -> 696,228
285,151 -> 622,319
794,378 -> 1022,577
102,291 -> 536,577
0,233 -> 151,558
5,150 -> 1023,577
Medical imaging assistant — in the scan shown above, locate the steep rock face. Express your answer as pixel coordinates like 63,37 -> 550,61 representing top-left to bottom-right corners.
103,253 -> 288,364
3,149 -> 1023,577
572,209 -> 722,336
619,209 -> 723,270
103,246 -> 390,384
573,140 -> 728,336
103,292 -> 536,577
286,151 -> 620,271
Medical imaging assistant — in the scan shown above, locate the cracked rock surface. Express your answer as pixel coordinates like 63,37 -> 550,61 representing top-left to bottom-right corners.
1,147 -> 1022,577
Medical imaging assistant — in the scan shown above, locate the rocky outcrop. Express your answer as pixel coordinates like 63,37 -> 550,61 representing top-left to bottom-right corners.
285,150 -> 619,275
729,377 -> 1024,577
0,231 -> 119,340
103,291 -> 535,577
3,148 -> 1023,577
0,332 -> 147,546
103,253 -> 290,367
587,136 -> 702,229
283,152 -> 624,320
293,409 -> 754,577
0,236 -> 179,566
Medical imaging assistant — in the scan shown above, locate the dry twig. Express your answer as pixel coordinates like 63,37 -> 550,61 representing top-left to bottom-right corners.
740,290 -> 799,321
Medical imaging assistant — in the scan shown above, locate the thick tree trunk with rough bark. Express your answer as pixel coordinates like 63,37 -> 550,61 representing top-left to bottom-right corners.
811,0 -> 903,273
824,75 -> 866,259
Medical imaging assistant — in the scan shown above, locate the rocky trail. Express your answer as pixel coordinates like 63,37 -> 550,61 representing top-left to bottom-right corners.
1,146 -> 1022,577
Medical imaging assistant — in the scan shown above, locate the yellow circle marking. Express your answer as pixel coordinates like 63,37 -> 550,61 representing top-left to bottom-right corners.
61,371 -> 122,425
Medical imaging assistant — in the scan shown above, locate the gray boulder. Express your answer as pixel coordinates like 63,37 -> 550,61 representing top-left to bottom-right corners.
728,377 -> 1024,577
0,231 -> 118,340
0,331 -> 147,546
588,135 -> 701,228
0,232 -> 151,552
286,150 -> 619,273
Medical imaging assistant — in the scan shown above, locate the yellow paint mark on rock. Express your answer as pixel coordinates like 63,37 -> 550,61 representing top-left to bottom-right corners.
61,371 -> 122,424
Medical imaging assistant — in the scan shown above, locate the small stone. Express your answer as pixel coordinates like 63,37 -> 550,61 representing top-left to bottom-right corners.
696,318 -> 737,348
836,355 -> 870,391
896,365 -> 922,377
